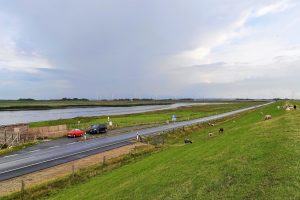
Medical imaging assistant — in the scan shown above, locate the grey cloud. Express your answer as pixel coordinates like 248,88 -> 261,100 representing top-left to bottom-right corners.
0,0 -> 298,99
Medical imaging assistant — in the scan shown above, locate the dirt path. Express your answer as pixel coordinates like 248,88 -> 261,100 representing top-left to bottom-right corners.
0,143 -> 146,196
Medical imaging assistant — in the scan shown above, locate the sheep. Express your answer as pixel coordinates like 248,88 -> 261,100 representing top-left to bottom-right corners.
294,105 -> 297,110
264,115 -> 272,120
219,128 -> 224,134
184,139 -> 192,144
208,123 -> 215,126
208,133 -> 214,138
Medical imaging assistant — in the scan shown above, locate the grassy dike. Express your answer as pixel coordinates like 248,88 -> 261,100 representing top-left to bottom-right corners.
3,101 -> 299,200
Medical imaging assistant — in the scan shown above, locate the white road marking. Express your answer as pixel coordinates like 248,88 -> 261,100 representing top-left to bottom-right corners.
49,146 -> 60,149
4,154 -> 18,158
67,142 -> 76,145
29,150 -> 40,153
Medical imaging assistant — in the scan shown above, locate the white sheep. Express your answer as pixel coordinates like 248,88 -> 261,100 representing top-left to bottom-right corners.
264,115 -> 272,120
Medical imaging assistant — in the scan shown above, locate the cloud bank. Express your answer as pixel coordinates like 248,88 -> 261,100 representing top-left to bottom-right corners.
0,0 -> 300,99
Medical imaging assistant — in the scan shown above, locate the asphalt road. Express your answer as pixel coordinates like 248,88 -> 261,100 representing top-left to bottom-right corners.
0,102 -> 272,181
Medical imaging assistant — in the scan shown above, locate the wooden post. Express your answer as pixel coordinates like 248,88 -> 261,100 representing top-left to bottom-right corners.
4,130 -> 7,145
21,180 -> 25,200
72,163 -> 75,175
103,156 -> 106,166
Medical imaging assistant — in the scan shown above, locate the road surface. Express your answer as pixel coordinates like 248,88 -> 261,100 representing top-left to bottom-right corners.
0,102 -> 272,181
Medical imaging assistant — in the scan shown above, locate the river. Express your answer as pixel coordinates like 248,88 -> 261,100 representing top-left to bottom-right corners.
0,103 -> 222,125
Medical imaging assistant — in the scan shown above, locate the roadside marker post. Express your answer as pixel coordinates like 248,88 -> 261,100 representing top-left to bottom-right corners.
172,115 -> 176,123
72,163 -> 75,175
103,156 -> 106,167
21,180 -> 25,200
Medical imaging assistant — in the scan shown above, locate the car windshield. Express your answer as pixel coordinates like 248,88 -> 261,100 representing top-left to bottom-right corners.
91,125 -> 98,128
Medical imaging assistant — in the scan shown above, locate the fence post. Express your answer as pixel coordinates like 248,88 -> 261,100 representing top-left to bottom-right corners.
4,130 -> 6,144
103,156 -> 106,166
21,180 -> 25,200
72,163 -> 75,174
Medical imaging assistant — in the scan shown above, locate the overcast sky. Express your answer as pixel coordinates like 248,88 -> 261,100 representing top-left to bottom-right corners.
0,0 -> 300,99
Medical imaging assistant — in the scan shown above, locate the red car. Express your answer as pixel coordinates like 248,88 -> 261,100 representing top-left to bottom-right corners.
66,129 -> 85,138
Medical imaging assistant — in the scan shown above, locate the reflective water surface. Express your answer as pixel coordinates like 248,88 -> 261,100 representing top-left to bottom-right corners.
0,103 -> 222,125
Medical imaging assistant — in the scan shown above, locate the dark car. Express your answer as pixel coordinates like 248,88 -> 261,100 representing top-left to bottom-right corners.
86,124 -> 107,134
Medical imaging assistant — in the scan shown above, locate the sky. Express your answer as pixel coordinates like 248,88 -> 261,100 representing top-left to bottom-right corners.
0,0 -> 300,99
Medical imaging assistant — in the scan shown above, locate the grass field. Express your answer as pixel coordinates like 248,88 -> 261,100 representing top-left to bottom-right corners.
12,100 -> 300,200
29,101 -> 262,129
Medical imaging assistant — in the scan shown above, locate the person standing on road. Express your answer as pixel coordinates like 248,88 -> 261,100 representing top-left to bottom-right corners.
136,132 -> 140,142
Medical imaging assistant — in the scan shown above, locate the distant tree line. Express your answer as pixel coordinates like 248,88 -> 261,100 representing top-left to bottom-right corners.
17,98 -> 36,101
61,98 -> 89,101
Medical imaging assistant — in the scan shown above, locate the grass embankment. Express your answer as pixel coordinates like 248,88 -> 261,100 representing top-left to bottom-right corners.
9,100 -> 299,200
29,102 -> 262,129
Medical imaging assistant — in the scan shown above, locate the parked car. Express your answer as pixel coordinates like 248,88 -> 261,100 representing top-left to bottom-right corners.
66,129 -> 85,138
86,124 -> 107,134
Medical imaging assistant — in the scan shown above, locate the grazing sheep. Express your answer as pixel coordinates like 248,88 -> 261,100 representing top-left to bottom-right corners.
184,139 -> 192,144
219,128 -> 224,134
208,133 -> 214,138
264,115 -> 272,120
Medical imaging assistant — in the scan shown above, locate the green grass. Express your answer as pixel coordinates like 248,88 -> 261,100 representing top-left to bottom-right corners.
23,100 -> 300,200
29,102 -> 261,129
